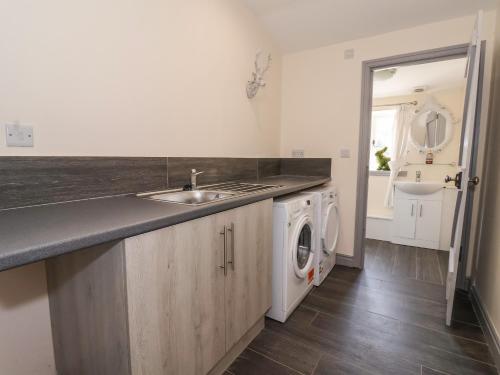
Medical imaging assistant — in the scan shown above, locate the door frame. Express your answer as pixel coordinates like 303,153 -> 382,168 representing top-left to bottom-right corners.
352,44 -> 470,269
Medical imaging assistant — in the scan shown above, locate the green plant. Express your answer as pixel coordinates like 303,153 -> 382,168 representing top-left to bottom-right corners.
375,146 -> 391,171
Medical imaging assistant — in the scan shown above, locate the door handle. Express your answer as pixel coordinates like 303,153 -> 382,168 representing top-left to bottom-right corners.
445,172 -> 462,189
411,204 -> 414,216
219,226 -> 227,276
419,204 -> 423,217
468,176 -> 480,187
227,223 -> 235,270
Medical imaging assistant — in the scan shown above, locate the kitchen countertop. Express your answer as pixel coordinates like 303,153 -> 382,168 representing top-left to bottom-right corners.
0,175 -> 329,271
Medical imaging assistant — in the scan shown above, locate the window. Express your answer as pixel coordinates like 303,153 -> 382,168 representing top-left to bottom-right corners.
369,109 -> 397,172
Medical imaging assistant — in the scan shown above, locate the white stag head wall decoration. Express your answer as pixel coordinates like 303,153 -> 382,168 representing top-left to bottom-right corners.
246,52 -> 272,99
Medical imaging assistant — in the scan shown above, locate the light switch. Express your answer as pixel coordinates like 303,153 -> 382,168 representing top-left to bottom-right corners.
5,123 -> 34,147
292,149 -> 304,158
340,148 -> 351,158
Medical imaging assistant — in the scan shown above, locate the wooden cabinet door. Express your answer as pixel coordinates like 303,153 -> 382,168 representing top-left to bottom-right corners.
224,199 -> 273,349
393,199 -> 418,239
415,200 -> 442,243
124,212 -> 228,375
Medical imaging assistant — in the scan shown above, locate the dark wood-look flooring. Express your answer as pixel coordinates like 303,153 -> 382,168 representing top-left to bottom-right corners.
227,240 -> 498,375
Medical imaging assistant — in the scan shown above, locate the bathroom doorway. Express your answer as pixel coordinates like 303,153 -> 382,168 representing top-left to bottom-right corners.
364,57 -> 468,285
353,25 -> 486,325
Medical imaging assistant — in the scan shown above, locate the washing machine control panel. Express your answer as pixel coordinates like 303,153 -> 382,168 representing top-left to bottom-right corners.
321,190 -> 337,205
287,198 -> 312,222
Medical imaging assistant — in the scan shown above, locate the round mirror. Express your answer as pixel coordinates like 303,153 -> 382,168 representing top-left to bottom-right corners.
410,102 -> 454,152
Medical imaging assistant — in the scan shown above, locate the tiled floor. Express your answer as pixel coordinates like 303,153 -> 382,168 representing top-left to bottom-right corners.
227,240 -> 497,375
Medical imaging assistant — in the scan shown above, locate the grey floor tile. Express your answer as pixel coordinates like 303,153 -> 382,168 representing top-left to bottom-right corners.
227,240 -> 496,375
227,348 -> 302,375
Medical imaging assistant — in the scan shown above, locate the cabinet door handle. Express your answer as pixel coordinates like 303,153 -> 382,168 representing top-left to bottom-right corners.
219,226 -> 227,276
420,204 -> 423,217
411,204 -> 414,216
227,222 -> 235,270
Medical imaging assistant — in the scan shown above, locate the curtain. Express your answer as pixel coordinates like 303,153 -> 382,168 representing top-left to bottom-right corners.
384,104 -> 414,207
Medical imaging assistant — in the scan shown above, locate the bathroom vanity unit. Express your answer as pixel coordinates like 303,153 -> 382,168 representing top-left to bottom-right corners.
392,181 -> 457,250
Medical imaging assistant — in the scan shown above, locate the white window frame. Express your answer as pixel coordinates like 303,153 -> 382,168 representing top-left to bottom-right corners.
369,108 -> 397,175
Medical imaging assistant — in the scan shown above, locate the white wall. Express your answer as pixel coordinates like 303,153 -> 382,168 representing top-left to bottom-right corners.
368,87 -> 466,218
0,1 -> 281,373
281,13 -> 496,257
0,0 -> 282,158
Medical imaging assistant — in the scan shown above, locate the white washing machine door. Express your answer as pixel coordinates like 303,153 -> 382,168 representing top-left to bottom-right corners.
291,216 -> 314,278
322,203 -> 339,255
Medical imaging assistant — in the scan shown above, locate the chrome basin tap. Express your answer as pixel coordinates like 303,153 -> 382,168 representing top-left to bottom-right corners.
190,169 -> 204,190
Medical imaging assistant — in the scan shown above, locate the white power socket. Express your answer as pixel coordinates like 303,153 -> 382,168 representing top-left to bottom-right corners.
5,123 -> 34,147
339,148 -> 351,158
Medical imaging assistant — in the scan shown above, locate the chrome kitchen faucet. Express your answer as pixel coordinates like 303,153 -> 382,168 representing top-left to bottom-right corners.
190,169 -> 204,190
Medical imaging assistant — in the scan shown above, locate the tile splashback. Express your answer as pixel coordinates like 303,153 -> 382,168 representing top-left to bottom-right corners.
281,158 -> 332,177
0,157 -> 168,210
0,156 -> 331,209
167,157 -> 257,188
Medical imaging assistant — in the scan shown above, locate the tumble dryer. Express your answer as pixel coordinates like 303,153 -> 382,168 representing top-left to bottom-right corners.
304,184 -> 339,286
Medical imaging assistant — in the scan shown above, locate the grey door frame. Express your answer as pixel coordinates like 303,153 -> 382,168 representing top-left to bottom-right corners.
351,44 -> 469,270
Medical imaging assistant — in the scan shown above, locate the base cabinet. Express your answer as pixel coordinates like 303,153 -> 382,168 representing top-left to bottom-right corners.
415,200 -> 442,243
125,212 -> 227,375
224,201 -> 273,349
392,189 -> 443,249
46,199 -> 273,375
393,198 -> 418,239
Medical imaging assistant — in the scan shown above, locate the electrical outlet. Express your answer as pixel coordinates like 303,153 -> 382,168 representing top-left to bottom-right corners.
292,149 -> 304,158
339,148 -> 351,158
5,123 -> 34,147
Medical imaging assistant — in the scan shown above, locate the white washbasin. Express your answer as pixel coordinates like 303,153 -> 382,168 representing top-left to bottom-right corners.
394,181 -> 445,195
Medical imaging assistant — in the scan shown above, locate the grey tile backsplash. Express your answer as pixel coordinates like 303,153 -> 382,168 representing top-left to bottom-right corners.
0,157 -> 168,210
257,158 -> 281,178
167,157 -> 257,188
281,158 -> 332,177
0,156 -> 331,209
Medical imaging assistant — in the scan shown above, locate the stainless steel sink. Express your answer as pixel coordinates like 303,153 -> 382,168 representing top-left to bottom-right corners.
143,190 -> 235,205
138,182 -> 281,206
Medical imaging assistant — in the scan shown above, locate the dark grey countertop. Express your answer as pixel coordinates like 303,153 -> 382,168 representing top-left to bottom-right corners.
0,175 -> 329,271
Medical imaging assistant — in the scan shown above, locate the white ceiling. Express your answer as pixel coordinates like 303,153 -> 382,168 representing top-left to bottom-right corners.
372,58 -> 467,98
241,0 -> 496,52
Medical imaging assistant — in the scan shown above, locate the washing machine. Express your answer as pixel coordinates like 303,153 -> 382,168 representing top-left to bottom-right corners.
266,193 -> 316,323
304,184 -> 339,286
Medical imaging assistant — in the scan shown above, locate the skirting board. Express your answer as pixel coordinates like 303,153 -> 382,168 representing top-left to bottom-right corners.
336,253 -> 357,268
470,286 -> 500,370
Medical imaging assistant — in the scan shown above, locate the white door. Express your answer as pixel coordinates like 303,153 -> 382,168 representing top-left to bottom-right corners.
446,12 -> 482,326
415,200 -> 442,243
393,199 -> 417,239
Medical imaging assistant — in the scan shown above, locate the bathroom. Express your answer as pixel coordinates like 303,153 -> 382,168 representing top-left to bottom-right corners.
365,58 -> 467,283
